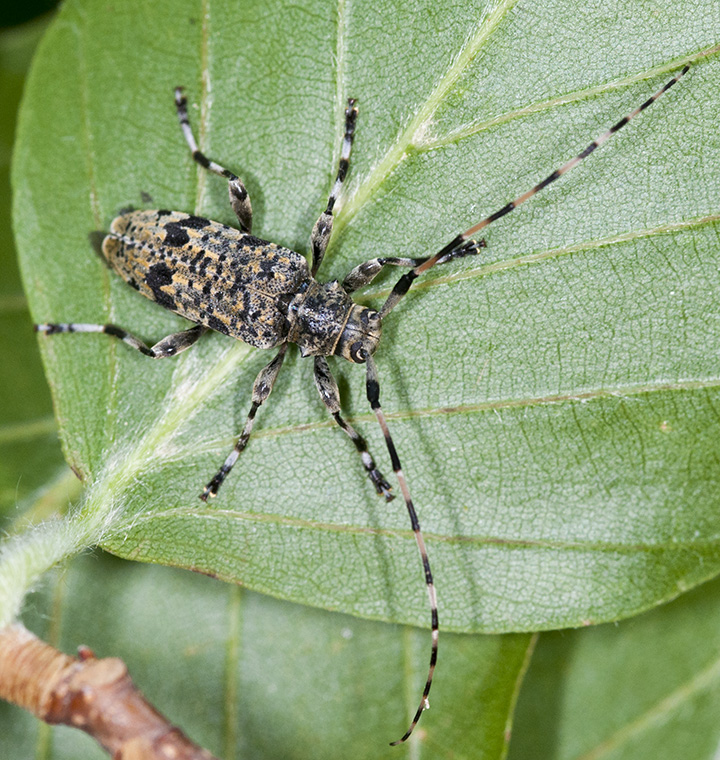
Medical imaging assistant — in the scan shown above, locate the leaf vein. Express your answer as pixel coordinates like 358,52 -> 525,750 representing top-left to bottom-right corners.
333,0 -> 520,236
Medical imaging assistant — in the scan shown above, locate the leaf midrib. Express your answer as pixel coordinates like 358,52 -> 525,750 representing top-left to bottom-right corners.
76,0 -> 717,497
333,0 -> 520,241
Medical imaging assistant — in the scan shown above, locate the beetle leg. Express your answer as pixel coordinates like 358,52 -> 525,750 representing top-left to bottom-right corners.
342,240 -> 485,293
313,357 -> 393,500
35,322 -> 207,358
201,344 -> 288,500
174,87 -> 253,234
310,98 -> 358,276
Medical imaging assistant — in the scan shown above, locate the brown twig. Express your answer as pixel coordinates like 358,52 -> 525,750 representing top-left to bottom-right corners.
0,623 -> 220,760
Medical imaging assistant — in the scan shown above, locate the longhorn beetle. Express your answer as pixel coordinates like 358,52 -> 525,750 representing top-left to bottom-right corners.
36,64 -> 689,744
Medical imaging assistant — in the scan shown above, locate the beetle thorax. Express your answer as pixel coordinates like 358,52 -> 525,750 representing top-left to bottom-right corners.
286,279 -> 381,362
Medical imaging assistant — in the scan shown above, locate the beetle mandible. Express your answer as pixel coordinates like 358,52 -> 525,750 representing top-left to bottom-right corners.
37,65 -> 689,744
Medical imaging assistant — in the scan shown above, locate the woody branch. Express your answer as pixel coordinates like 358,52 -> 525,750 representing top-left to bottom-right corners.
0,623 -> 219,760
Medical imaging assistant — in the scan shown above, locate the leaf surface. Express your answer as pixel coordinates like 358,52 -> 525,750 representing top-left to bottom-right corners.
13,0 -> 720,633
509,575 -> 720,760
0,552 -> 532,759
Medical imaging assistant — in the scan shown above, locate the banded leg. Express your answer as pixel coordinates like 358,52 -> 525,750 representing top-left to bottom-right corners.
174,87 -> 253,233
364,352 -> 438,745
342,239 -> 485,293
201,344 -> 288,501
379,65 -> 690,319
310,98 -> 358,276
313,357 -> 393,500
35,322 -> 207,358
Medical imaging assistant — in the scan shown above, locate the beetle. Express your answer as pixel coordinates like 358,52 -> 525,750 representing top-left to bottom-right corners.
36,64 -> 689,744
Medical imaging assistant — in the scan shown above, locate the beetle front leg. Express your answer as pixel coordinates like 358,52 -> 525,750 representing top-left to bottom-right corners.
310,98 -> 358,276
174,87 -> 253,234
342,239 -> 486,294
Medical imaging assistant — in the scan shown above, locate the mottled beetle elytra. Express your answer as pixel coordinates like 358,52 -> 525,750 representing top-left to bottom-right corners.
37,64 -> 690,744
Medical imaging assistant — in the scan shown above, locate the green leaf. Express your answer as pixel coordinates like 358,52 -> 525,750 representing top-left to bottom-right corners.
0,552 -> 532,759
509,574 -> 720,760
12,0 -> 720,635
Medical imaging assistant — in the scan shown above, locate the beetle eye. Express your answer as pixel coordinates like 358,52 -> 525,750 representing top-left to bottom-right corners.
350,340 -> 365,363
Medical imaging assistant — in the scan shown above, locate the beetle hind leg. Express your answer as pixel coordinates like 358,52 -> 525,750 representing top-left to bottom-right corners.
201,344 -> 288,500
35,322 -> 207,358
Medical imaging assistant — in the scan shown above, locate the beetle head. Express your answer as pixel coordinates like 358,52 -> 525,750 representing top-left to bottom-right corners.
333,304 -> 382,363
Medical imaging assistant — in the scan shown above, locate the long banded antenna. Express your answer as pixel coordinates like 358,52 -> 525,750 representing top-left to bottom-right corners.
364,352 -> 439,745
380,64 -> 690,318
